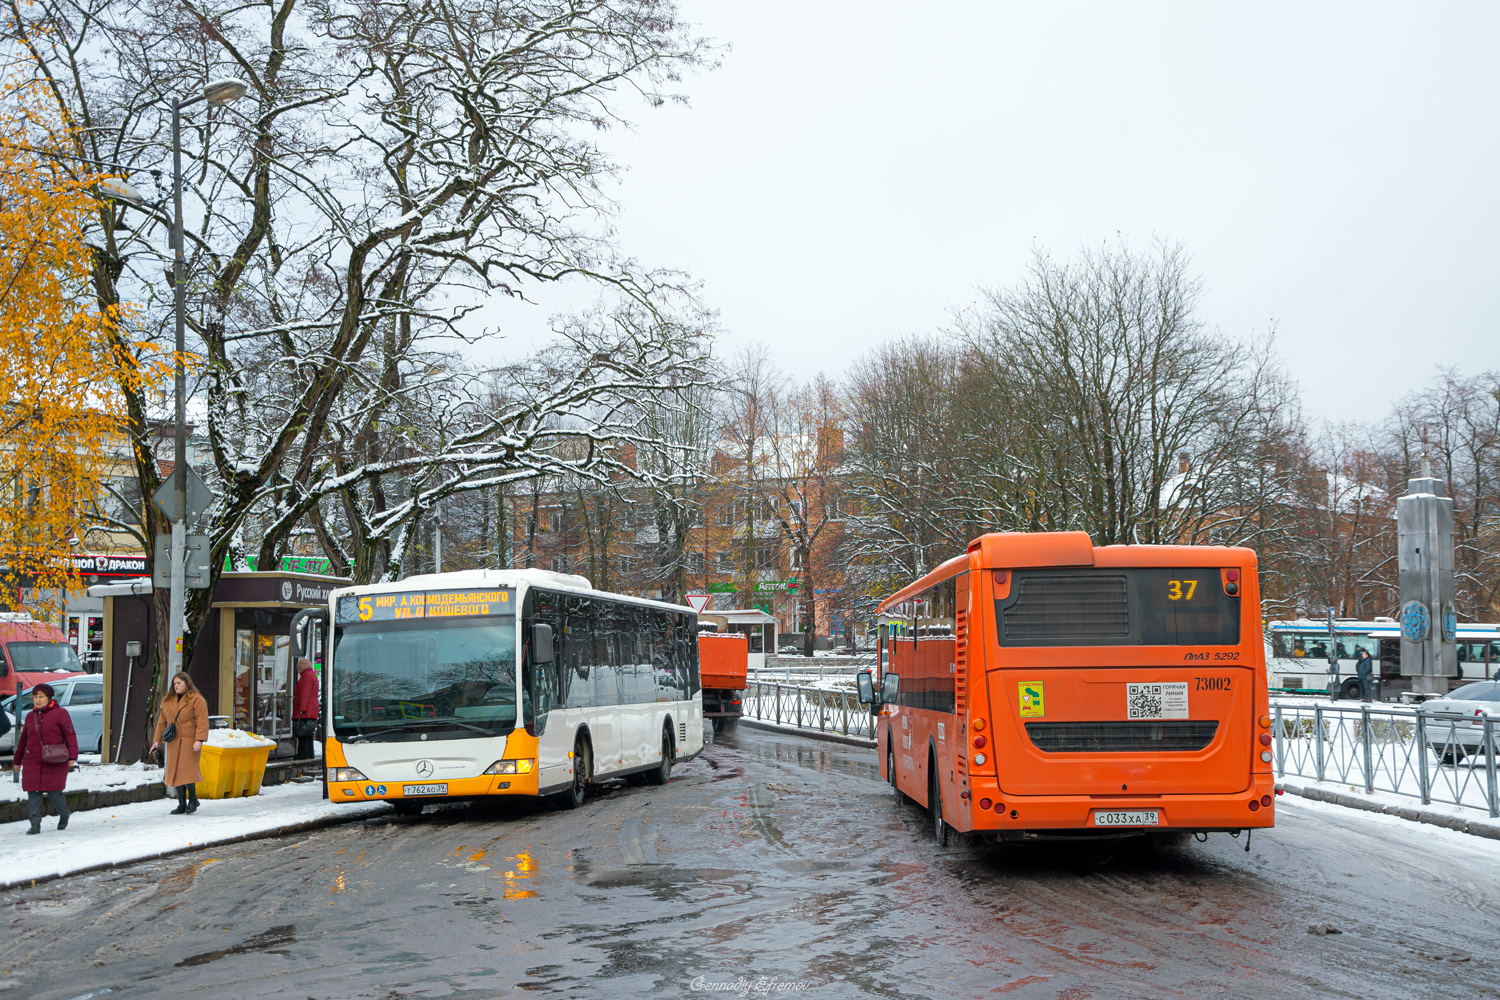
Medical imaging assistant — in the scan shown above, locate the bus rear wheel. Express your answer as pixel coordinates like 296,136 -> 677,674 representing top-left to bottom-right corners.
929,759 -> 948,847
563,736 -> 591,809
887,740 -> 897,792
646,727 -> 673,786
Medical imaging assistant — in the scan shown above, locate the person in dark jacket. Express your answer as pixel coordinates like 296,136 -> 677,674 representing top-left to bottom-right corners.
1355,648 -> 1376,702
293,659 -> 319,760
13,683 -> 78,835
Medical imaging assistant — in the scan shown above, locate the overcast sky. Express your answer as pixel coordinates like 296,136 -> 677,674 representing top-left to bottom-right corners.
497,2 -> 1500,423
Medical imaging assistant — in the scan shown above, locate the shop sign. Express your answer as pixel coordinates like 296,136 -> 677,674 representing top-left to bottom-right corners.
214,574 -> 346,606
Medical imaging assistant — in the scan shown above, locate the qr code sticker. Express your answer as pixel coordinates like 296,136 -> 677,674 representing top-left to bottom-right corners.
1128,684 -> 1163,719
1126,682 -> 1189,720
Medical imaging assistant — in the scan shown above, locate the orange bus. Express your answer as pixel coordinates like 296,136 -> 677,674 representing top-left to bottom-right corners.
858,531 -> 1276,845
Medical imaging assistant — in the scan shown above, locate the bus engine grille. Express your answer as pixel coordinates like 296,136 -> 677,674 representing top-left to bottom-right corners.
1003,575 -> 1129,639
1024,721 -> 1219,753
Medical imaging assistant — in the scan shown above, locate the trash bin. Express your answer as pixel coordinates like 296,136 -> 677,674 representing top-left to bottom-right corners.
198,731 -> 275,799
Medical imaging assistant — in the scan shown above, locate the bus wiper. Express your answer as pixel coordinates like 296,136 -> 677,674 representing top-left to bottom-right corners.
344,719 -> 499,739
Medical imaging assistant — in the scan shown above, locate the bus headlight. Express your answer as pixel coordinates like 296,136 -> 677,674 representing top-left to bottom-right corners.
483,759 -> 535,775
330,766 -> 366,782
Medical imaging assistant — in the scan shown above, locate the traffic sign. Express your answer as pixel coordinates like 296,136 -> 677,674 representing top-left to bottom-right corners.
152,465 -> 213,525
153,533 -> 212,589
685,593 -> 712,614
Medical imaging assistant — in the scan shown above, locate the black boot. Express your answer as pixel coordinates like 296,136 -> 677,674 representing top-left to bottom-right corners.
186,784 -> 199,814
170,787 -> 188,815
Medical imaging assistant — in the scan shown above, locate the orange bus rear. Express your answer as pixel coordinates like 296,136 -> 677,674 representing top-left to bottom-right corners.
860,531 -> 1275,844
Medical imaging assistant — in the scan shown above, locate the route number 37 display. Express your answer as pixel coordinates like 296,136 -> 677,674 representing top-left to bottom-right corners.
1167,579 -> 1198,600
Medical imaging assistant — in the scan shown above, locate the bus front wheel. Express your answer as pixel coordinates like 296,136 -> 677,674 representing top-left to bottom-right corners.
563,736 -> 592,809
647,727 -> 673,786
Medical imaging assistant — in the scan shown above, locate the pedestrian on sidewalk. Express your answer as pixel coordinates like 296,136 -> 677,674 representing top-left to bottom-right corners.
1355,648 -> 1376,702
13,683 -> 78,835
152,672 -> 209,815
293,658 -> 318,760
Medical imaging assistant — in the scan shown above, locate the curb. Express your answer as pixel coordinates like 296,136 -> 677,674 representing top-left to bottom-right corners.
1278,780 -> 1500,841
740,718 -> 876,749
0,803 -> 390,894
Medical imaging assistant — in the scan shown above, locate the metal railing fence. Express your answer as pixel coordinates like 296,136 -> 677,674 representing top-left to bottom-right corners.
742,681 -> 874,740
1273,700 -> 1498,817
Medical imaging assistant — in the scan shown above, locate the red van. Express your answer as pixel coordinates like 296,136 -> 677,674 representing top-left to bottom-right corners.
0,615 -> 85,698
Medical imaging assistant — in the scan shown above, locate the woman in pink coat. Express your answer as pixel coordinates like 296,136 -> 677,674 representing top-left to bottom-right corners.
13,682 -> 79,835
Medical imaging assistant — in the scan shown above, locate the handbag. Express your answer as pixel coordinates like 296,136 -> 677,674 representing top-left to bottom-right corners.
161,701 -> 185,744
294,718 -> 316,739
32,715 -> 68,764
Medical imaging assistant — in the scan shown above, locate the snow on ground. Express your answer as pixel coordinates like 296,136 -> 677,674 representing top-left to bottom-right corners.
2,782 -> 388,887
0,761 -> 158,804
1277,789 -> 1500,852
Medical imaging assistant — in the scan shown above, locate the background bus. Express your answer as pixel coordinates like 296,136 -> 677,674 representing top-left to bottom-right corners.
860,531 -> 1274,845
1266,619 -> 1500,698
307,568 -> 703,815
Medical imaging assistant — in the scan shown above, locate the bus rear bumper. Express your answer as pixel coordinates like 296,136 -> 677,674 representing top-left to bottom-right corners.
962,778 -> 1278,835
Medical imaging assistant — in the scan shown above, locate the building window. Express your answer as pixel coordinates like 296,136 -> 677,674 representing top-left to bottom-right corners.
550,554 -> 570,573
714,551 -> 734,574
687,552 -> 705,574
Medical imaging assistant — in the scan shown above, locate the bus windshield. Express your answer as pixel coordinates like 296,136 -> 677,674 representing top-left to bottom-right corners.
331,619 -> 518,739
996,568 -> 1240,646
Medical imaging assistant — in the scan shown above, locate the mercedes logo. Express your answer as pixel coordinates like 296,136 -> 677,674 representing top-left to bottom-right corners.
415,760 -> 434,778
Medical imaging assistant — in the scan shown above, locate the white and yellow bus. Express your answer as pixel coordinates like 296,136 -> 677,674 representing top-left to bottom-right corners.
297,569 -> 703,815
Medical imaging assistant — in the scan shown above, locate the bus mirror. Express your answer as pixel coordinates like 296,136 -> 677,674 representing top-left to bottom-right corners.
531,623 -> 555,665
856,671 -> 875,705
881,673 -> 900,703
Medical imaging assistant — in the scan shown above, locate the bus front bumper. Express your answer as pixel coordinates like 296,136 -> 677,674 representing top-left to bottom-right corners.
329,771 -> 540,803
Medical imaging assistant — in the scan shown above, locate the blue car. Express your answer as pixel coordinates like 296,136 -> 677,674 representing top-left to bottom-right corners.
0,676 -> 105,755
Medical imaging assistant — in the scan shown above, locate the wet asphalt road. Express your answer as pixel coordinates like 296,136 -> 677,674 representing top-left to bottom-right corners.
3,724 -> 1499,1000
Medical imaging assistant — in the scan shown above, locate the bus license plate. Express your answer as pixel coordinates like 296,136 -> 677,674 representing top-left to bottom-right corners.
1094,809 -> 1159,827
403,783 -> 447,796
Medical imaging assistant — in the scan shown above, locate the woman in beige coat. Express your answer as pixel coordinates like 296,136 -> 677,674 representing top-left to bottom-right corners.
152,671 -> 210,814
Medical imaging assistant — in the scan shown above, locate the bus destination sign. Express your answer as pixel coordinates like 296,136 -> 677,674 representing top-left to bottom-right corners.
337,587 -> 513,624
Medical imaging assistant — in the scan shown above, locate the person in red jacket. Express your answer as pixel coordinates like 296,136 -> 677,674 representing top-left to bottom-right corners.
293,658 -> 319,759
14,682 -> 78,835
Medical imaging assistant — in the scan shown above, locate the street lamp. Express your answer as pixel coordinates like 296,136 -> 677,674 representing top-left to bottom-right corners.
164,78 -> 249,673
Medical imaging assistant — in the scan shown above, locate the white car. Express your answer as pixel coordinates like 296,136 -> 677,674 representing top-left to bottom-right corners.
1419,680 -> 1500,763
0,676 -> 105,755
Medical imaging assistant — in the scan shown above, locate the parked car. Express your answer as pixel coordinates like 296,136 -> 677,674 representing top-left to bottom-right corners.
0,675 -> 105,755
1419,680 -> 1500,763
0,614 -> 85,694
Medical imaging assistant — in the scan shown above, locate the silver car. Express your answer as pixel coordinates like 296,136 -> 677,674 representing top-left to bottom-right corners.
0,677 -> 105,755
1419,680 -> 1500,764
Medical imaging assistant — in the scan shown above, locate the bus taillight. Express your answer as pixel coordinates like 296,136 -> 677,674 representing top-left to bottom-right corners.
1259,733 -> 1272,746
979,798 -> 992,810
972,718 -> 986,732
1260,795 -> 1272,808
973,735 -> 987,749
1222,568 -> 1240,597
1249,800 -> 1260,811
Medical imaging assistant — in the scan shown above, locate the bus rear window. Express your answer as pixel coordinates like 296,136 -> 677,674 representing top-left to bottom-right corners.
997,569 -> 1240,647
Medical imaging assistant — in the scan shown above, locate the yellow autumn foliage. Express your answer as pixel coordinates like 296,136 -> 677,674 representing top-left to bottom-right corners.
0,69 -> 163,617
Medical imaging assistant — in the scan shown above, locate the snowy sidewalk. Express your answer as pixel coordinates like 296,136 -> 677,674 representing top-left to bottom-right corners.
1,782 -> 389,890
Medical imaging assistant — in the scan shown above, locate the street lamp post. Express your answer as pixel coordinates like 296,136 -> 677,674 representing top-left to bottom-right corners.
164,79 -> 247,673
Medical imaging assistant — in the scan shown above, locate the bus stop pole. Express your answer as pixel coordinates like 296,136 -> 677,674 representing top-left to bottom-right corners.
11,682 -> 19,783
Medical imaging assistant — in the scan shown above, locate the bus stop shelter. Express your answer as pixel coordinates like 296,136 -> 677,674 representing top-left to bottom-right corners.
89,571 -> 346,764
